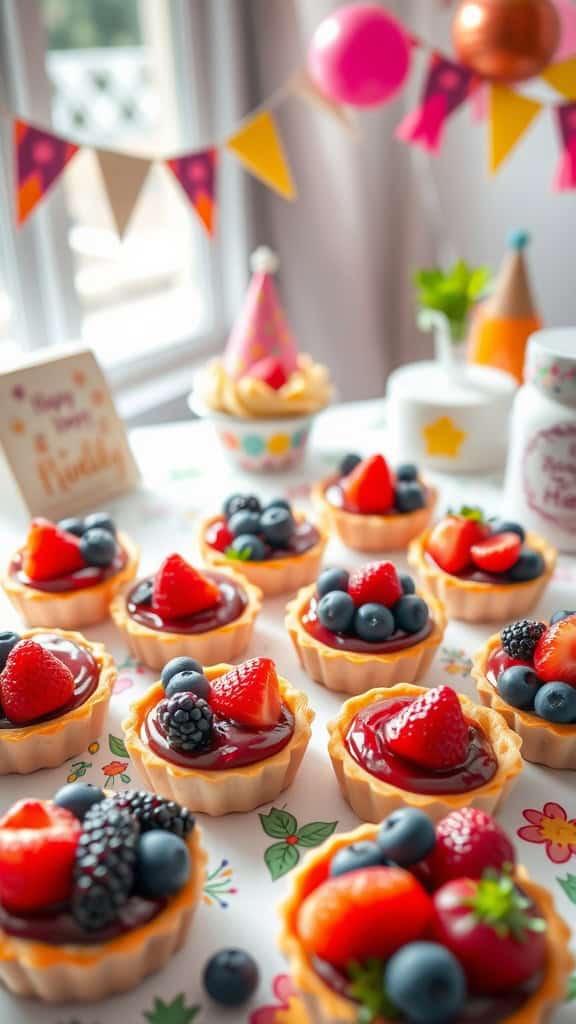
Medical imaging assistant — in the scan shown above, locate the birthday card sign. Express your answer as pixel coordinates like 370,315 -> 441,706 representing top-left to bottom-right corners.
0,345 -> 140,521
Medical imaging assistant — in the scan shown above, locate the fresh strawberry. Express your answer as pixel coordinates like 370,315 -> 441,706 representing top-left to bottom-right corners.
297,866 -> 433,970
427,510 -> 489,574
534,616 -> 576,686
205,519 -> 234,553
432,874 -> 547,994
209,657 -> 281,727
22,518 -> 84,582
348,560 -> 402,608
342,454 -> 395,515
247,355 -> 288,390
1,640 -> 75,725
152,554 -> 221,620
470,532 -> 522,574
427,808 -> 516,887
0,799 -> 81,912
486,647 -> 531,682
385,686 -> 469,771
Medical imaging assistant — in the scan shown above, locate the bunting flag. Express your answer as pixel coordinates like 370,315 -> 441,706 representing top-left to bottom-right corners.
470,81 -> 489,122
541,56 -> 576,99
553,0 -> 576,62
553,101 -> 576,190
489,85 -> 543,173
95,149 -> 152,237
226,111 -> 296,200
395,54 -> 477,153
15,119 -> 79,225
166,148 -> 218,235
290,69 -> 357,134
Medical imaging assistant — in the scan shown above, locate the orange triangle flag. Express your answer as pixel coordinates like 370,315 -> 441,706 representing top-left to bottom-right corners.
226,111 -> 296,200
489,85 -> 542,173
541,56 -> 576,100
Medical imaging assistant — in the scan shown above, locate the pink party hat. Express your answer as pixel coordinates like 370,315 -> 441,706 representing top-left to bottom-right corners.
223,247 -> 299,380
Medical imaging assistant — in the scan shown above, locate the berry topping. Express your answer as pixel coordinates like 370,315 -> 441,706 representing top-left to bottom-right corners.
0,800 -> 81,912
206,520 -> 234,552
490,519 -> 525,542
209,657 -> 282,728
57,516 -> 85,536
534,615 -> 576,686
263,497 -> 291,512
486,646 -> 531,682
165,670 -> 211,700
497,665 -> 542,709
534,681 -> 576,723
399,573 -> 416,595
260,506 -> 294,547
79,526 -> 118,568
107,790 -> 195,838
396,462 -> 418,481
551,609 -> 576,624
203,948 -> 260,1007
247,354 -> 288,390
157,692 -> 214,752
0,639 -> 75,724
227,534 -> 267,561
501,619 -> 546,660
385,686 -> 469,771
72,803 -> 139,931
22,518 -> 84,582
135,831 -> 190,899
228,510 -> 262,537
348,560 -> 402,608
54,782 -> 106,821
393,595 -> 429,634
377,808 -> 436,867
161,656 -> 203,686
426,509 -> 488,575
470,531 -> 522,574
342,454 -> 395,515
223,494 -> 261,518
329,840 -> 387,877
395,481 -> 426,513
152,554 -> 221,619
131,579 -> 153,606
318,591 -> 355,633
297,866 -> 433,970
427,808 -> 516,887
0,630 -> 20,671
354,603 -> 395,642
83,512 -> 116,536
385,941 -> 467,1024
316,567 -> 349,597
339,452 -> 362,477
507,548 -> 545,581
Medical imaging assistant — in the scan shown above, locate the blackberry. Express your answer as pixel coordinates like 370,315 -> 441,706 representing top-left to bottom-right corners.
104,790 -> 195,839
71,804 -> 140,931
501,619 -> 546,660
158,692 -> 213,752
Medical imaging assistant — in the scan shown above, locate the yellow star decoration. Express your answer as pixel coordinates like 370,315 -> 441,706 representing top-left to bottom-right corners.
423,416 -> 467,458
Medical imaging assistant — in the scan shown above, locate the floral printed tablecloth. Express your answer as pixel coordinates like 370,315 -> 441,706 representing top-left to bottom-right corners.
0,401 -> 574,1024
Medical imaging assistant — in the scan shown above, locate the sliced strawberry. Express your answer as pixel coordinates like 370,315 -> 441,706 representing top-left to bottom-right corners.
22,518 -> 84,582
534,616 -> 576,686
470,532 -> 522,574
342,454 -> 395,515
427,808 -> 516,887
1,640 -> 76,725
348,560 -> 402,608
385,685 -> 469,770
209,657 -> 281,727
427,512 -> 489,575
0,799 -> 81,912
205,519 -> 234,553
247,355 -> 288,390
152,554 -> 221,620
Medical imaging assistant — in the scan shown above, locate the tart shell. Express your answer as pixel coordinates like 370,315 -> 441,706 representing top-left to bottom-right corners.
407,529 -> 557,624
2,531 -> 140,629
278,823 -> 574,1024
0,824 -> 207,1002
311,478 -> 438,553
327,683 -> 523,823
123,666 -> 314,816
286,584 -> 447,695
0,628 -> 116,775
199,512 -> 328,596
109,567 -> 262,670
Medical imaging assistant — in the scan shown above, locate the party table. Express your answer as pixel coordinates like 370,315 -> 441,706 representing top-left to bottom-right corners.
0,400 -> 574,1024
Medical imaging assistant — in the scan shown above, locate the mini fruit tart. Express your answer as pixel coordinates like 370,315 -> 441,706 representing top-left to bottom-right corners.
110,552 -> 262,670
473,611 -> 576,770
312,453 -> 437,552
408,508 -> 556,623
278,807 -> 573,1024
0,628 -> 116,774
286,561 -> 446,695
0,786 -> 206,1002
123,655 -> 314,816
327,683 -> 522,823
199,491 -> 327,596
2,513 -> 139,629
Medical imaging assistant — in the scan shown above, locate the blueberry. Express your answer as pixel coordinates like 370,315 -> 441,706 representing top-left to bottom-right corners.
339,453 -> 362,476
534,682 -> 576,723
223,494 -> 261,519
329,840 -> 386,877
260,506 -> 294,547
399,573 -> 416,595
394,595 -> 429,634
498,665 -> 542,709
395,481 -> 426,514
354,603 -> 395,643
53,782 -> 105,821
263,498 -> 292,513
203,948 -> 259,1007
491,519 -> 526,542
135,831 -> 190,899
131,580 -> 153,606
0,631 -> 20,671
506,549 -> 545,582
228,510 -> 262,538
385,942 -> 467,1024
396,463 -> 419,482
166,671 -> 210,700
550,610 -> 576,625
161,656 -> 203,687
317,568 -> 350,597
79,527 -> 118,568
377,808 -> 436,865
83,512 -> 116,537
318,592 -> 355,633
57,517 -> 85,537
228,534 -> 267,561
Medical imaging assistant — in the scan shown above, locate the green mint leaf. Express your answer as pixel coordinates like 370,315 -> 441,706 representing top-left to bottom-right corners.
108,734 -> 129,758
558,874 -> 576,905
224,545 -> 251,562
296,821 -> 338,848
264,841 -> 299,881
259,807 -> 298,838
347,959 -> 397,1023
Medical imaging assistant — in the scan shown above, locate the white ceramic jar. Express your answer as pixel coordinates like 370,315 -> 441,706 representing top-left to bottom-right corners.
503,328 -> 576,552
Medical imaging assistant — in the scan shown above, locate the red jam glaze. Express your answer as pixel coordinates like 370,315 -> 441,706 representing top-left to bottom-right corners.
424,552 -> 541,587
0,895 -> 164,945
345,697 -> 498,795
10,547 -> 127,594
0,633 -> 99,730
324,477 -> 429,516
206,517 -> 320,560
127,571 -> 247,635
486,648 -> 533,688
300,594 -> 432,654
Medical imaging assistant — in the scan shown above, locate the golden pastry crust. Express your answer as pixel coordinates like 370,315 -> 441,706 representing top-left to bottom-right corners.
311,478 -> 438,553
2,531 -> 140,629
327,683 -> 523,823
473,632 -> 576,770
199,512 -> 328,596
0,824 -> 207,1002
407,529 -> 557,624
285,584 -> 447,695
110,566 -> 262,670
0,627 -> 116,775
123,665 -> 314,816
278,823 -> 574,1024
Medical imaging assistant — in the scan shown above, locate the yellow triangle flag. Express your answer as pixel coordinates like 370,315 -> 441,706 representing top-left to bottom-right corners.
226,111 -> 296,200
489,85 -> 543,173
541,56 -> 576,100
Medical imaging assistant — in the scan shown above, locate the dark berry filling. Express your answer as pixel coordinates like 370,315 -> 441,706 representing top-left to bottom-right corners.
0,633 -> 99,730
0,893 -> 164,945
301,595 -> 432,654
425,552 -> 543,586
126,571 -> 247,634
10,546 -> 127,594
206,516 -> 320,561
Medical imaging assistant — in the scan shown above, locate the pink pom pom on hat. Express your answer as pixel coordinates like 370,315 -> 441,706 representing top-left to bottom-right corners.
223,246 -> 299,381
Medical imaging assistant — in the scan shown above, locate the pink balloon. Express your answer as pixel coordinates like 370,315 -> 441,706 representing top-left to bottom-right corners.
308,3 -> 411,109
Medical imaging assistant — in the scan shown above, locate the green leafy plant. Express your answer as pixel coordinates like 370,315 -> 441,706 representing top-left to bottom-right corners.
108,733 -> 129,758
259,807 -> 337,881
143,994 -> 201,1024
558,874 -> 576,905
414,260 -> 491,343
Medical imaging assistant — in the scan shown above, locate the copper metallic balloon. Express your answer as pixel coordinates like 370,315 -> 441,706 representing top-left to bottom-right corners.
452,0 -> 560,83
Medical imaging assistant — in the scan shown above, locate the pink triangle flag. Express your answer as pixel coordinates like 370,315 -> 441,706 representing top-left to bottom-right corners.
553,101 -> 576,190
396,54 -> 477,153
166,147 -> 217,236
15,119 -> 79,225
553,0 -> 576,61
